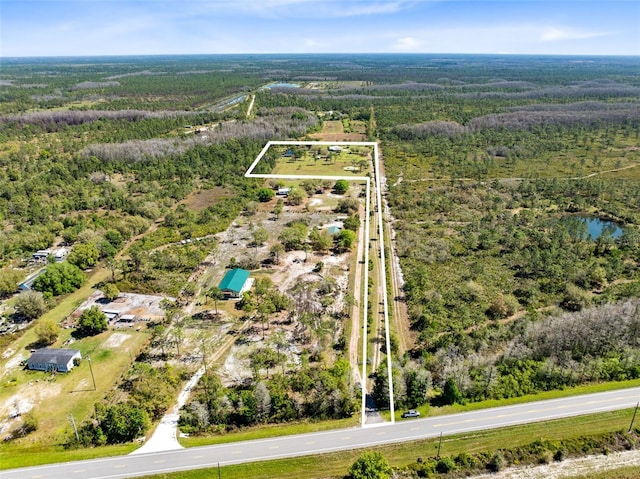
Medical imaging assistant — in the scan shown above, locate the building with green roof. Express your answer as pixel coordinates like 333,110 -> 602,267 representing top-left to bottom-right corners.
219,268 -> 251,298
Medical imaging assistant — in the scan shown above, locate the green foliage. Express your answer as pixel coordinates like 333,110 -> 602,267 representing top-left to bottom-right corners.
99,403 -> 150,444
442,378 -> 464,405
278,222 -> 308,251
287,187 -> 307,206
34,319 -> 60,346
14,290 -> 47,319
347,451 -> 391,479
335,229 -> 356,252
256,188 -> 275,202
0,268 -> 21,297
33,262 -> 85,296
67,242 -> 100,270
335,198 -> 360,215
77,305 -> 108,336
333,179 -> 349,195
101,283 -> 120,301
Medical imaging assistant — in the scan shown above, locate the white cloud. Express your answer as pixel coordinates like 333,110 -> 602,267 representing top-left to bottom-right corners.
182,0 -> 419,18
540,26 -> 609,42
393,36 -> 420,50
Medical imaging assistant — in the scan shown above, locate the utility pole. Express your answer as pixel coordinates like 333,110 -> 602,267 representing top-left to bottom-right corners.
629,402 -> 639,433
69,414 -> 79,441
436,431 -> 443,459
87,356 -> 96,390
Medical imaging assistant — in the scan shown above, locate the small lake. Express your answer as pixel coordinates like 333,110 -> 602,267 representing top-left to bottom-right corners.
262,82 -> 300,89
568,216 -> 623,240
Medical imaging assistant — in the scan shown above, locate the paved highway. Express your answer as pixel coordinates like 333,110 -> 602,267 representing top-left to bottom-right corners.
5,387 -> 639,479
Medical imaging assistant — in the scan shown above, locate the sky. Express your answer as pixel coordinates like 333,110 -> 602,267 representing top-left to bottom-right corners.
2,0 -> 639,57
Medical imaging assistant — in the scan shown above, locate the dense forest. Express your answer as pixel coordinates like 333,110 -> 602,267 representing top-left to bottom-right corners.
1,54 -> 639,441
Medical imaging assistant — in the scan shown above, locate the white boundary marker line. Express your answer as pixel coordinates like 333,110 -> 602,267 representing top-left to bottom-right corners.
245,140 -> 392,427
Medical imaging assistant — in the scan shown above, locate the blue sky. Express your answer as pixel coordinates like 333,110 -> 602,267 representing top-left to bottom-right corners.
2,1 -> 639,57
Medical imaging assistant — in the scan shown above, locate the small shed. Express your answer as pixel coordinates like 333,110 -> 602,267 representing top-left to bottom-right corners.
326,225 -> 342,235
219,268 -> 250,298
27,348 -> 82,373
329,145 -> 342,153
276,187 -> 291,196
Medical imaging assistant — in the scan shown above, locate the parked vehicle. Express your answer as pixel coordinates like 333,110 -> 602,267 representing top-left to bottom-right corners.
402,410 -> 420,418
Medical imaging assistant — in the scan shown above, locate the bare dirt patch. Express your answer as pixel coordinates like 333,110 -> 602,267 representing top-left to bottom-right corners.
182,187 -> 232,212
0,382 -> 61,438
469,449 -> 640,479
104,332 -> 130,349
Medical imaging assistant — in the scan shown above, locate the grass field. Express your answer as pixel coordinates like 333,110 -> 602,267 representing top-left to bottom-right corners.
269,145 -> 373,177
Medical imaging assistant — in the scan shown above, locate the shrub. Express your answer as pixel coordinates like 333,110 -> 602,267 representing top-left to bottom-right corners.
487,451 -> 506,472
348,451 -> 392,479
435,456 -> 457,473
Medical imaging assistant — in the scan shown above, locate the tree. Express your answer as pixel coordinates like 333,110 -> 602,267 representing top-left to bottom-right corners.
251,226 -> 268,247
335,198 -> 360,215
287,188 -> 306,206
77,306 -> 108,336
206,286 -> 224,315
101,403 -> 150,443
273,199 -> 284,219
309,227 -> 333,253
101,283 -> 120,302
269,243 -> 285,264
67,242 -> 100,270
335,229 -> 356,252
33,262 -> 85,296
441,377 -> 464,405
333,179 -> 349,195
14,290 -> 47,320
348,451 -> 392,479
256,187 -> 275,202
278,223 -> 308,251
0,268 -> 21,297
35,319 -> 60,346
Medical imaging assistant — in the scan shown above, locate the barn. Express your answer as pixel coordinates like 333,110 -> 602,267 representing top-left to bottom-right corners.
218,268 -> 251,298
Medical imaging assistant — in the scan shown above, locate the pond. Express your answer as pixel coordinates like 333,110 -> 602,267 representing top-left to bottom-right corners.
262,82 -> 300,89
567,216 -> 623,240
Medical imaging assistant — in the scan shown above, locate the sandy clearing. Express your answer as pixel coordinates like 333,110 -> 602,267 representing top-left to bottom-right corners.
468,449 -> 640,479
3,352 -> 26,377
0,382 -> 62,436
104,332 -> 130,348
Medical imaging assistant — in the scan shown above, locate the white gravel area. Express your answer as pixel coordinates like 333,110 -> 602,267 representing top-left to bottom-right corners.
468,449 -> 640,479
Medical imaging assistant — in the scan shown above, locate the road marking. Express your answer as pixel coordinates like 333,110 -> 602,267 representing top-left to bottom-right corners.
410,427 -> 420,431
376,431 -> 387,435
114,464 -> 126,468
73,470 -> 85,473
433,419 -> 476,427
268,446 -> 279,450
191,455 -> 205,458
231,450 -> 242,454
341,436 -> 352,440
153,460 -> 166,464
305,441 -> 316,445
